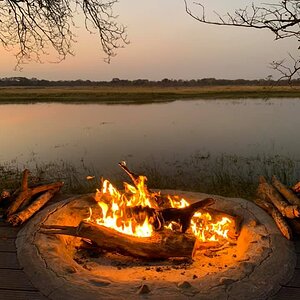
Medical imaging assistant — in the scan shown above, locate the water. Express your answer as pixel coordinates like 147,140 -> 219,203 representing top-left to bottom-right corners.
1,98 -> 299,188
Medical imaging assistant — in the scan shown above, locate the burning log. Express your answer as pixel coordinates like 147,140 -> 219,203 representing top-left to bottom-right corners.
254,198 -> 292,240
125,198 -> 215,232
257,176 -> 300,219
160,198 -> 215,232
5,169 -> 64,217
7,188 -> 60,226
272,176 -> 300,207
40,221 -> 197,260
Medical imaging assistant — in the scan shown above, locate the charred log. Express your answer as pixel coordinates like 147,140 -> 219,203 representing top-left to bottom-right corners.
125,198 -> 215,232
40,221 -> 197,260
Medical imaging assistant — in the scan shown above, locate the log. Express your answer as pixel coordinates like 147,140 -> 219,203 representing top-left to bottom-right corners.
40,221 -> 197,259
272,176 -> 300,206
292,182 -> 300,194
5,172 -> 64,217
7,188 -> 60,226
254,198 -> 292,240
160,198 -> 215,233
124,198 -> 215,232
257,176 -> 300,218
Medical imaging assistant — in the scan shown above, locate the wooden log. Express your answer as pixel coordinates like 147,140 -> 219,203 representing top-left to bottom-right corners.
287,219 -> 300,235
7,188 -> 60,226
124,198 -> 215,232
5,169 -> 30,216
40,221 -> 196,259
254,198 -> 293,240
257,176 -> 300,218
161,198 -> 215,233
292,182 -> 300,194
272,175 -> 300,206
6,180 -> 64,217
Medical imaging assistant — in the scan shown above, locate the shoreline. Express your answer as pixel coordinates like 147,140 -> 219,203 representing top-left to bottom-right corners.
0,85 -> 299,104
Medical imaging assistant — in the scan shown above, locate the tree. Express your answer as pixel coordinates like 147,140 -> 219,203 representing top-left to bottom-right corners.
0,0 -> 128,68
184,0 -> 300,81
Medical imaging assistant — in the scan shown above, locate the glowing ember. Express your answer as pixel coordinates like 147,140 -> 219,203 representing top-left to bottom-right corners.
88,174 -> 232,244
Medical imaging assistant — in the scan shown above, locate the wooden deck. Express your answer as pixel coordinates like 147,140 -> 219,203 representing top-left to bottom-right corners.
0,218 -> 300,300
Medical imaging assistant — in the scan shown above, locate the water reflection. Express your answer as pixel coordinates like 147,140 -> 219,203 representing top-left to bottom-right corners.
0,99 -> 299,184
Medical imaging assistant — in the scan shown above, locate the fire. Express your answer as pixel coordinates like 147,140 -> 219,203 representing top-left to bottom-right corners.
89,175 -> 232,243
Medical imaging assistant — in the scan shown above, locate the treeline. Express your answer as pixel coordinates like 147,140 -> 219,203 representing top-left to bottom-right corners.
1,76 -> 299,87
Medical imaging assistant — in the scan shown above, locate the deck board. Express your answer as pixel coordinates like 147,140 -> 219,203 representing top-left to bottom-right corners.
0,269 -> 37,291
0,239 -> 16,252
271,287 -> 300,300
0,226 -> 20,239
0,289 -> 47,300
0,252 -> 20,269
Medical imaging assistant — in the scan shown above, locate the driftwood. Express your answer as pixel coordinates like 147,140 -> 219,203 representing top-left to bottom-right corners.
7,188 -> 60,226
257,176 -> 300,219
41,221 -> 197,259
272,176 -> 300,207
5,169 -> 64,217
254,198 -> 292,240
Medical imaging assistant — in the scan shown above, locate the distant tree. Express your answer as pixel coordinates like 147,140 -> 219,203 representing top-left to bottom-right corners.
184,0 -> 300,81
0,0 -> 128,68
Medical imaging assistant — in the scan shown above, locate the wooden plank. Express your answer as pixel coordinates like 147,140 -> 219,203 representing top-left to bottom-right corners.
0,252 -> 20,269
285,269 -> 300,287
272,286 -> 300,300
0,239 -> 16,252
0,226 -> 19,238
0,289 -> 47,300
0,269 -> 37,291
295,240 -> 300,254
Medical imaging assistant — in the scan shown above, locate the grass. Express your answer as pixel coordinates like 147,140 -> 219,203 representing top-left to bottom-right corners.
1,153 -> 298,200
0,85 -> 300,104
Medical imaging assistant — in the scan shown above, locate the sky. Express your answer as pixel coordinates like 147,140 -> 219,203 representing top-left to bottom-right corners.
0,0 -> 297,81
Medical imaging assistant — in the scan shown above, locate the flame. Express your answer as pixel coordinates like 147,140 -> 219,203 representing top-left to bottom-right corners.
90,176 -> 232,243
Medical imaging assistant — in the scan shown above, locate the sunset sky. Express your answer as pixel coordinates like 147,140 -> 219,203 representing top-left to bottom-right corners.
0,0 -> 296,81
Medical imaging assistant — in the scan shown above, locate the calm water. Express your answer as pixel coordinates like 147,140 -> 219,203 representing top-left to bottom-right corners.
1,98 -> 299,183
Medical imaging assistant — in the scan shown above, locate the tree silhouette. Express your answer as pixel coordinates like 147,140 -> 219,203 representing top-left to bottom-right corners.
184,0 -> 300,81
0,0 -> 128,68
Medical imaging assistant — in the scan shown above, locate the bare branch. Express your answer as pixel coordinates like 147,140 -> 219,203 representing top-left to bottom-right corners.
0,0 -> 128,68
184,0 -> 300,81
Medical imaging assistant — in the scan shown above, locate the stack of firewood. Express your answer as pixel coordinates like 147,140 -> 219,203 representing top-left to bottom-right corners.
0,169 -> 64,226
255,175 -> 300,240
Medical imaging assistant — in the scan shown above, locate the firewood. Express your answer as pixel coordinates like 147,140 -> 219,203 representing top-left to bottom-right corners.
254,198 -> 292,240
272,176 -> 300,206
124,198 -> 215,232
5,169 -> 64,217
257,176 -> 300,218
7,188 -> 60,226
292,182 -> 300,194
40,221 -> 197,259
287,219 -> 300,235
160,198 -> 215,232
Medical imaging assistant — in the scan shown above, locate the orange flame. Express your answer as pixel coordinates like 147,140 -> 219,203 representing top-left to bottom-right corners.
90,176 -> 232,242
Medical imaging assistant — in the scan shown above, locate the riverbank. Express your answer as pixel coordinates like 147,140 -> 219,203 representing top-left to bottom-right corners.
0,85 -> 299,104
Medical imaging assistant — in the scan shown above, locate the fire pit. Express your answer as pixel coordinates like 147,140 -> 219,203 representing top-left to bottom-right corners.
16,187 -> 296,299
